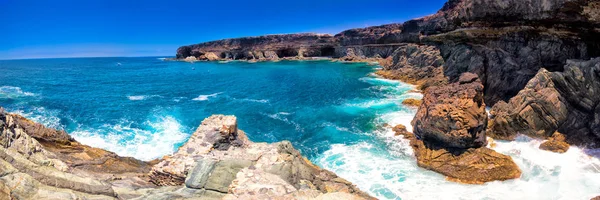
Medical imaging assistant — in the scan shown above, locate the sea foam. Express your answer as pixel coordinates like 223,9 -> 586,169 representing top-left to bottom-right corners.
0,86 -> 36,99
71,115 -> 189,161
192,92 -> 222,101
127,95 -> 162,101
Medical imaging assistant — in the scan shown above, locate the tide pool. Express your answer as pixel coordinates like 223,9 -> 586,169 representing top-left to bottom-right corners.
1,57 -> 599,199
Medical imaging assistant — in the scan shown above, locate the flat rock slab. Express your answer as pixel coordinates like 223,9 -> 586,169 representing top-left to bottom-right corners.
204,159 -> 253,193
185,159 -> 217,189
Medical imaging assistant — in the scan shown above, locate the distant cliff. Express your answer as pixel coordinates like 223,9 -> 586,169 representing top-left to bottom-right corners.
176,0 -> 599,104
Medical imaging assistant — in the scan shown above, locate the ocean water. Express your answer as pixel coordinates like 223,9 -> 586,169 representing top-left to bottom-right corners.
1,57 -> 599,199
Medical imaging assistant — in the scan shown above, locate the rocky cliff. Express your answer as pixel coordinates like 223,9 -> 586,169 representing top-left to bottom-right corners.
406,73 -> 521,183
0,108 -> 371,199
176,0 -> 599,104
175,0 -> 600,147
488,58 -> 600,147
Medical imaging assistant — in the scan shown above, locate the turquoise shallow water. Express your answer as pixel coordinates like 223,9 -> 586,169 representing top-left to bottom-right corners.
2,57 -> 600,200
0,57 -> 415,161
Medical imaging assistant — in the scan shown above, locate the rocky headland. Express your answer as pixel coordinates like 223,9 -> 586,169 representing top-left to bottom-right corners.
0,108 -> 371,199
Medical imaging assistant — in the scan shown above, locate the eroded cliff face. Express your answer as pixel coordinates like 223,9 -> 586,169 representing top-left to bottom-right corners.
175,0 -> 600,107
174,0 -> 600,147
488,58 -> 600,147
0,108 -> 372,199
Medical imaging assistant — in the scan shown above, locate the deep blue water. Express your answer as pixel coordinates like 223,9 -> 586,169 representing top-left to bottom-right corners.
3,57 -> 600,200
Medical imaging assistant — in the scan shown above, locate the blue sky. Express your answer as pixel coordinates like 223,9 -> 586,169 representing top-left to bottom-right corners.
0,0 -> 447,60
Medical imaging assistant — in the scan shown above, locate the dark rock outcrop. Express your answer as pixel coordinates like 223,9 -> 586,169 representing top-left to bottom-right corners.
412,73 -> 487,149
175,33 -> 336,60
376,44 -> 448,90
488,58 -> 600,147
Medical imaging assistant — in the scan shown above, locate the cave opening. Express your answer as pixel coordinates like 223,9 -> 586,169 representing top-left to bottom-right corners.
276,48 -> 299,58
320,46 -> 336,57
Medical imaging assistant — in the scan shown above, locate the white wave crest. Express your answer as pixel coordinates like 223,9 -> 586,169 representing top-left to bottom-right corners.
317,137 -> 600,200
264,112 -> 304,132
71,116 -> 189,161
192,92 -> 222,101
127,95 -> 162,101
0,86 -> 37,98
239,98 -> 269,103
9,107 -> 63,130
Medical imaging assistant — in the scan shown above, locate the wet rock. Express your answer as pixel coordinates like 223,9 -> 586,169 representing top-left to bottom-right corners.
402,98 -> 422,107
412,72 -> 488,149
412,139 -> 522,184
539,132 -> 570,153
392,124 -> 410,137
393,125 -> 521,184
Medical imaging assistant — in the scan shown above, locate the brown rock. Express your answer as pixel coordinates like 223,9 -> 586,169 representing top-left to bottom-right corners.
402,98 -> 422,107
539,132 -> 570,153
392,125 -> 521,184
392,124 -> 409,137
412,72 -> 488,149
412,140 -> 521,184
204,52 -> 220,61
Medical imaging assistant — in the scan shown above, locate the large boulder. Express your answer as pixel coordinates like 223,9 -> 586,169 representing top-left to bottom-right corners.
488,58 -> 600,147
412,72 -> 488,149
149,115 -> 373,199
539,132 -> 570,153
393,125 -> 521,184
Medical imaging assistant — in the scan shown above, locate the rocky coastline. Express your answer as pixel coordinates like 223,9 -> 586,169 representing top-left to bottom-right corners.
172,0 -> 600,186
2,0 -> 600,199
1,108 -> 372,199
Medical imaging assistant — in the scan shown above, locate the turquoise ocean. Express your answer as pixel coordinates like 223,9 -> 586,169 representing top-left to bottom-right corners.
1,57 -> 599,199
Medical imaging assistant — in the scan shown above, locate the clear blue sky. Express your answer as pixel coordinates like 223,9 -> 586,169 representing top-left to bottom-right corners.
0,0 -> 447,60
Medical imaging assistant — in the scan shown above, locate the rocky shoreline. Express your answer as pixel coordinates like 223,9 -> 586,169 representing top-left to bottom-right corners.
171,0 -> 600,186
1,108 -> 372,199
2,0 -> 600,199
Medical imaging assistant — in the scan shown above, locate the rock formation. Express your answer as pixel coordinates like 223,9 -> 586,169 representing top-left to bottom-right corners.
0,108 -> 372,199
401,98 -> 422,107
539,132 -> 570,153
488,58 -> 600,147
175,0 -> 600,107
412,73 -> 487,149
149,115 -> 371,199
406,73 -> 521,183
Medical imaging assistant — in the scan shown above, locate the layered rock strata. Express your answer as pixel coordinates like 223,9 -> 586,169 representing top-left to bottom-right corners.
406,73 -> 521,183
0,108 -> 371,199
149,115 -> 371,199
488,58 -> 600,147
175,0 -> 600,107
